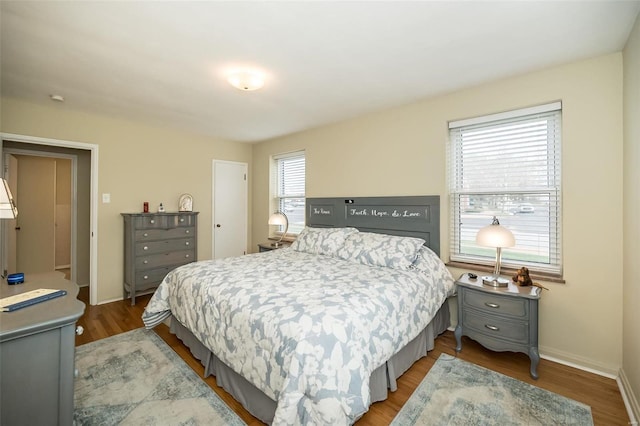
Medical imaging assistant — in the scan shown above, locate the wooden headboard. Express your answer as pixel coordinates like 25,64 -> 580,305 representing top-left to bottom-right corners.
305,196 -> 440,256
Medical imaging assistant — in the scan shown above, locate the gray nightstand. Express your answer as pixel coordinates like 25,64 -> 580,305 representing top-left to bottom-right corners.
454,272 -> 541,379
258,242 -> 290,252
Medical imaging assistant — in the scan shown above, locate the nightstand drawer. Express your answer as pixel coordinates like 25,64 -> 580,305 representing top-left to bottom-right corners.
463,309 -> 529,344
463,289 -> 527,318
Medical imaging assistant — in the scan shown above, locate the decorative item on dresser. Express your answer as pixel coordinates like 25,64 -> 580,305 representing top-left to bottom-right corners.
1,272 -> 85,425
122,212 -> 198,305
454,272 -> 541,379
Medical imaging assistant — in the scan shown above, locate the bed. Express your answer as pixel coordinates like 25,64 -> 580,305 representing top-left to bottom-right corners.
143,196 -> 455,425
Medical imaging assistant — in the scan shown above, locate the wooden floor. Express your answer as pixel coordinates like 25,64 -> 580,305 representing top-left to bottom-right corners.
76,287 -> 630,425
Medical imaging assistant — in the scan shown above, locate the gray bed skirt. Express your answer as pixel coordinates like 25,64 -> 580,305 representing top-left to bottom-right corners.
169,301 -> 450,424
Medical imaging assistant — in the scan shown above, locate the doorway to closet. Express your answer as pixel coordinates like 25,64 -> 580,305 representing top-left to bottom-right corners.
0,134 -> 98,305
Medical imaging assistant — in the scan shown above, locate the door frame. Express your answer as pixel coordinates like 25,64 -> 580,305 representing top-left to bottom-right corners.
212,159 -> 248,258
0,133 -> 99,305
3,148 -> 78,281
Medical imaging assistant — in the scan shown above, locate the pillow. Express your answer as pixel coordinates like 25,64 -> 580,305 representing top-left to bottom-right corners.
409,245 -> 456,296
337,232 -> 425,269
290,227 -> 359,256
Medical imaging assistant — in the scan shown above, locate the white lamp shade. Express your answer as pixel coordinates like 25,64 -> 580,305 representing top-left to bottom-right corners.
268,212 -> 288,226
0,178 -> 17,219
476,219 -> 515,248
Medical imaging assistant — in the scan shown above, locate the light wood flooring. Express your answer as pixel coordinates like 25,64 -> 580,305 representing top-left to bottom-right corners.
76,288 -> 631,425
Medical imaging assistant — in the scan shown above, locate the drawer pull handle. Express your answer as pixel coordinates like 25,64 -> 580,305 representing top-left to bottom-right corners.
143,233 -> 148,237
484,324 -> 499,331
185,242 -> 190,246
180,218 -> 185,222
143,246 -> 148,250
185,230 -> 190,234
76,325 -> 84,336
185,254 -> 190,258
150,219 -> 155,224
143,275 -> 149,280
485,302 -> 500,309
143,260 -> 148,264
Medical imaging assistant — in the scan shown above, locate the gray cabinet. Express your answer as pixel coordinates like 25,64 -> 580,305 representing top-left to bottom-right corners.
454,272 -> 541,379
1,272 -> 85,426
122,212 -> 198,304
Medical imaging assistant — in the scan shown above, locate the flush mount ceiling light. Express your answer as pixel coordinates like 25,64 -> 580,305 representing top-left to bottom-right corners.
50,94 -> 65,102
227,70 -> 264,91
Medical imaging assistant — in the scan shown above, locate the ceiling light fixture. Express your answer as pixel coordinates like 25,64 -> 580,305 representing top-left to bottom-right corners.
227,70 -> 264,91
50,94 -> 65,102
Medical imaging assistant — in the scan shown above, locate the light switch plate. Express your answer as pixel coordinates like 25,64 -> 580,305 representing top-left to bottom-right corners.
102,193 -> 111,203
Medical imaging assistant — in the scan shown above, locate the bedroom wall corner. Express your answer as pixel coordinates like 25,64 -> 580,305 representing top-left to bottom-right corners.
623,11 -> 640,423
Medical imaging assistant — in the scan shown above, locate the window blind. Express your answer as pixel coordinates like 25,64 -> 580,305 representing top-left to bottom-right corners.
449,102 -> 562,275
272,151 -> 306,235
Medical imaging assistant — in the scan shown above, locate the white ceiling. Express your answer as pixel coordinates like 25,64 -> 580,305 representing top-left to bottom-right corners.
1,1 -> 639,143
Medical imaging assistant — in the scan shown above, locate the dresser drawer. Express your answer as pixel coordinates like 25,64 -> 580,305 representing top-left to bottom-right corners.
133,267 -> 176,290
135,250 -> 195,270
463,309 -> 529,344
133,215 -> 170,229
463,289 -> 527,318
135,227 -> 195,241
135,237 -> 195,255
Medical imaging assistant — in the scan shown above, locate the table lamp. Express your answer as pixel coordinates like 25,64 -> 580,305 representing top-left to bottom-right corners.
476,216 -> 515,287
268,212 -> 288,247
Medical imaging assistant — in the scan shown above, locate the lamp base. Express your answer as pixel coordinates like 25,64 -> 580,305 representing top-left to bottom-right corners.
481,275 -> 509,287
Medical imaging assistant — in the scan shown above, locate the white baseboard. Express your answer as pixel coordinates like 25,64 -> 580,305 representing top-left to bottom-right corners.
539,353 -> 617,379
618,368 -> 639,426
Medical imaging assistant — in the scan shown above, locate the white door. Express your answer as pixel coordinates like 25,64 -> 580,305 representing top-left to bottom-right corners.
17,156 -> 56,273
212,160 -> 248,259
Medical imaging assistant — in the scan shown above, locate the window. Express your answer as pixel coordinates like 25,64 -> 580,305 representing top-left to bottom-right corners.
271,150 -> 305,236
449,102 -> 562,275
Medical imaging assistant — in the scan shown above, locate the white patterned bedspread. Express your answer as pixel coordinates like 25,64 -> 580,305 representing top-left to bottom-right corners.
143,248 -> 454,425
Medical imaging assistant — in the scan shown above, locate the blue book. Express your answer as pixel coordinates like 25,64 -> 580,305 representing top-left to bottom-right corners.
1,288 -> 67,312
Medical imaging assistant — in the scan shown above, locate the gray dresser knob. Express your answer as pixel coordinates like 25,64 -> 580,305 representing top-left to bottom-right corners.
150,219 -> 155,224
143,233 -> 148,237
185,241 -> 190,246
143,275 -> 149,280
185,254 -> 190,258
143,260 -> 148,264
143,246 -> 148,250
180,218 -> 185,222
185,230 -> 190,234
76,325 -> 84,335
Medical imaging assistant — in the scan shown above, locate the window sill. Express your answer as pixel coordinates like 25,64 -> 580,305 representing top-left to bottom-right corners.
445,261 -> 565,284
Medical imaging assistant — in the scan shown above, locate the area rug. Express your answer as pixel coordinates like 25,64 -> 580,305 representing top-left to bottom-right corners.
73,328 -> 246,425
391,353 -> 593,426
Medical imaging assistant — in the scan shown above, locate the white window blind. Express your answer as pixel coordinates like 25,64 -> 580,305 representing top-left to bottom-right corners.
449,102 -> 562,275
272,151 -> 305,235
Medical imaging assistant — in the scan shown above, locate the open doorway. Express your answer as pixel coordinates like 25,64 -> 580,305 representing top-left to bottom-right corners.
0,133 -> 98,305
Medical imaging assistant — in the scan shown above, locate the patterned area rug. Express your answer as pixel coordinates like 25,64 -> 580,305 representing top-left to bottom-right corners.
391,353 -> 594,426
74,328 -> 246,425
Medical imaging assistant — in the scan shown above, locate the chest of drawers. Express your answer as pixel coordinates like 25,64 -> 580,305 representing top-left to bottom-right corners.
454,273 -> 541,378
122,212 -> 198,304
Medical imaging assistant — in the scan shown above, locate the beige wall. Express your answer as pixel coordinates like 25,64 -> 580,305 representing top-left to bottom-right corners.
253,53 -> 624,374
623,13 -> 640,419
1,97 -> 253,302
